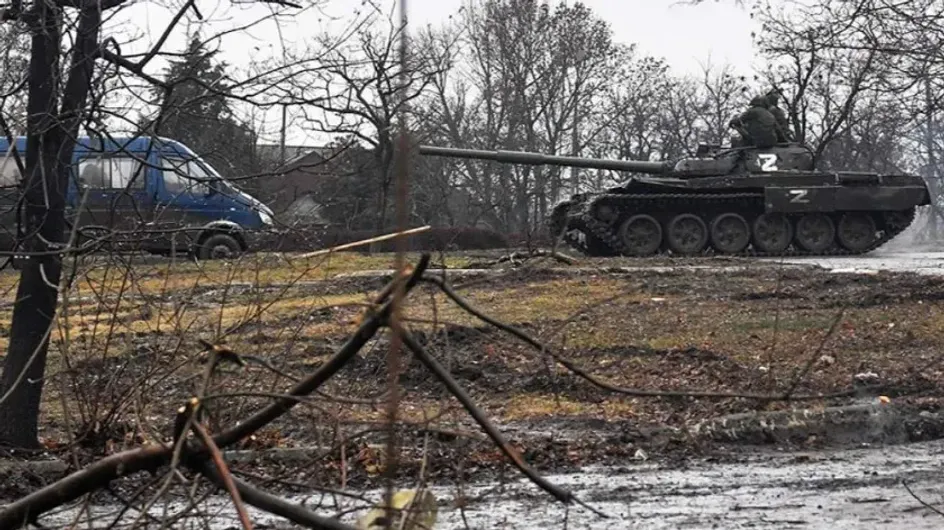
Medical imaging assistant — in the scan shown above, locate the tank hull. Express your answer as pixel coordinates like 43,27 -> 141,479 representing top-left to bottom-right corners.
549,171 -> 930,257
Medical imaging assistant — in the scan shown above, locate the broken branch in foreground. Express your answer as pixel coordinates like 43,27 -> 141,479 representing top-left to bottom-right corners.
0,252 -> 609,528
0,254 -> 431,529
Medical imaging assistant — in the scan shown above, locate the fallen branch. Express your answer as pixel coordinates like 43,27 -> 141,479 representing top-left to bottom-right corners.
292,225 -> 432,259
198,463 -> 356,530
0,254 -> 432,529
467,249 -> 577,269
781,309 -> 845,399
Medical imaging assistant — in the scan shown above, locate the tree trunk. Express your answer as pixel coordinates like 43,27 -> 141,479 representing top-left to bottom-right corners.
0,1 -> 61,449
0,3 -> 100,448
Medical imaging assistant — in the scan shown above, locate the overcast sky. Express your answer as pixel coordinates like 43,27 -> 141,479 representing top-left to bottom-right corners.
409,0 -> 759,74
107,0 -> 760,146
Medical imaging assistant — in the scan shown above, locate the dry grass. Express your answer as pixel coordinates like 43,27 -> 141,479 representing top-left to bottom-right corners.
502,394 -> 636,421
2,250 -> 941,452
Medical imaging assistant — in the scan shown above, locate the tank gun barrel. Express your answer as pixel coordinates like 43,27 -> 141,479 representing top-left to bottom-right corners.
419,145 -> 671,174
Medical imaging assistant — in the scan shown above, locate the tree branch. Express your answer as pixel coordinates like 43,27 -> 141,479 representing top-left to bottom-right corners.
199,463 -> 357,530
0,254 -> 432,528
396,323 -> 607,518
420,276 -> 859,402
95,48 -> 167,88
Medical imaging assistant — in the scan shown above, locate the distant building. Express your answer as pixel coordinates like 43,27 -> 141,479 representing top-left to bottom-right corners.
254,144 -> 321,169
246,144 -> 347,226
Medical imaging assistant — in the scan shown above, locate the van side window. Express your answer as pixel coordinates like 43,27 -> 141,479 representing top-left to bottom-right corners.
0,152 -> 20,188
111,158 -> 146,189
78,156 -> 146,190
161,156 -> 209,195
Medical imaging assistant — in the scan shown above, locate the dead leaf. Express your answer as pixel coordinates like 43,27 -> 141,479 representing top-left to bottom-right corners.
357,489 -> 438,530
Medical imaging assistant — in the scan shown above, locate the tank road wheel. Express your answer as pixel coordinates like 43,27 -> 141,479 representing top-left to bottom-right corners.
709,213 -> 751,254
794,213 -> 835,252
836,212 -> 878,252
752,213 -> 793,254
666,213 -> 709,256
618,214 -> 663,256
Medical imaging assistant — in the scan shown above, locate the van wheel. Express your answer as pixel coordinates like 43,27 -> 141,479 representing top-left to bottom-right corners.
197,233 -> 242,261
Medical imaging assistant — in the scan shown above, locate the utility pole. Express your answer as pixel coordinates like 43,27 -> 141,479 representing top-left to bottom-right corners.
280,104 -> 287,166
571,100 -> 580,194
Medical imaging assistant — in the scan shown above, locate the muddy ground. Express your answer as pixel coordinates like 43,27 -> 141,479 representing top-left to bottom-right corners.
3,249 -> 944,527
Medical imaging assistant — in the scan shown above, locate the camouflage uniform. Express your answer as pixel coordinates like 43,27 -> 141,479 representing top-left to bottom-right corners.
765,90 -> 793,143
729,95 -> 779,148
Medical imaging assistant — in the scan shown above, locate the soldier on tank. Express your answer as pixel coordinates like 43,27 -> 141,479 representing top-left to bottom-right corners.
728,95 -> 779,148
764,89 -> 794,143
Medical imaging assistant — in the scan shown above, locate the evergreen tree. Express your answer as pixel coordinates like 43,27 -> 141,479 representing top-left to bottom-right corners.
147,33 -> 259,178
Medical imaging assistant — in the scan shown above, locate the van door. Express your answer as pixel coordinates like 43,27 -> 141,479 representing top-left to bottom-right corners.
151,154 -> 216,252
74,153 -> 154,251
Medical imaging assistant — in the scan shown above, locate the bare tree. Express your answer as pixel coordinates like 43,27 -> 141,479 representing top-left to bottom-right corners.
420,0 -> 619,234
754,0 -> 885,164
0,0 -> 323,449
0,21 -> 28,136
287,1 -> 439,233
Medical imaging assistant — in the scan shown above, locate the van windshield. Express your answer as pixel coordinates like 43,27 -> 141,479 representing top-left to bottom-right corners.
161,156 -> 211,196
198,159 -> 238,195
161,153 -> 240,197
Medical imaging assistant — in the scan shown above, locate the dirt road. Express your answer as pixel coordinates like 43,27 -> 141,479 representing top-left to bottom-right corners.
416,438 -> 944,529
770,250 -> 944,276
35,437 -> 944,529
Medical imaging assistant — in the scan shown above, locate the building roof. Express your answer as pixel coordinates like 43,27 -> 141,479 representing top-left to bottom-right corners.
256,144 -> 330,166
273,146 -> 338,174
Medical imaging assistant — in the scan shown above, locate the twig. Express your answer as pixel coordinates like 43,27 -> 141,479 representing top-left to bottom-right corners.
292,225 -> 431,259
190,422 -> 253,530
903,479 -> 944,517
781,308 -> 845,399
199,464 -> 356,530
384,4 -> 414,520
0,254 -> 432,528
420,275 -> 855,402
212,253 -> 430,448
395,323 -> 608,519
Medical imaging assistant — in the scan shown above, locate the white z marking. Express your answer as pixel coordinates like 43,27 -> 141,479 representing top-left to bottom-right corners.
757,154 -> 779,171
788,189 -> 810,203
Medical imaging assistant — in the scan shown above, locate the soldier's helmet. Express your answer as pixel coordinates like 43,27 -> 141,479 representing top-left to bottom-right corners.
750,95 -> 768,107
765,89 -> 780,105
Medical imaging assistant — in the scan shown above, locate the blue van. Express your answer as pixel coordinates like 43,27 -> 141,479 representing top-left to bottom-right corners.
0,135 -> 275,260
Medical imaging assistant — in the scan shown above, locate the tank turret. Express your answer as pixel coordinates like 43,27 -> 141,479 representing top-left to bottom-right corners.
418,141 -> 928,259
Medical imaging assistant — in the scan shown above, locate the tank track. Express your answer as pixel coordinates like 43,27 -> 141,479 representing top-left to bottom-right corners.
550,192 -> 916,258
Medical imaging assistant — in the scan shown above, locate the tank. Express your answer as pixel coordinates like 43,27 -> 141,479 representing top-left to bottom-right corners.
418,142 -> 931,257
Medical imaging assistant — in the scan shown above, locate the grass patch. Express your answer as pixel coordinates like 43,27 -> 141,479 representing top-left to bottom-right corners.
729,314 -> 837,333
0,249 -> 941,455
502,394 -> 635,421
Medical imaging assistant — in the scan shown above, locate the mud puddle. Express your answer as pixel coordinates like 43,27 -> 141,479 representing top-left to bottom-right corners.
770,251 -> 944,276
33,439 -> 944,529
